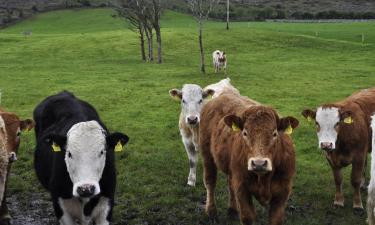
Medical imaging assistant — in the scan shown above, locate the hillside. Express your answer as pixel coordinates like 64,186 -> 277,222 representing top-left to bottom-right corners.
0,8 -> 375,225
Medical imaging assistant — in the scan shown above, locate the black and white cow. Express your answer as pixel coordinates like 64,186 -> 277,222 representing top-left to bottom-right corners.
33,91 -> 129,225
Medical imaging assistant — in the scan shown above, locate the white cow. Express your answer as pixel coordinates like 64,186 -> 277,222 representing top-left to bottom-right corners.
368,115 -> 375,224
212,50 -> 227,73
169,84 -> 214,186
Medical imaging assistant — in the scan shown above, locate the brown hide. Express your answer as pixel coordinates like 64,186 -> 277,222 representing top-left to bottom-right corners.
200,93 -> 296,225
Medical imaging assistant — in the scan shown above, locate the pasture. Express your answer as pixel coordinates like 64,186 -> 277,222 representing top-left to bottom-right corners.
0,8 -> 375,225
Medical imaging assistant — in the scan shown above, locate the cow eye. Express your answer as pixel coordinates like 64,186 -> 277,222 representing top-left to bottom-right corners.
16,132 -> 21,137
243,131 -> 248,136
273,130 -> 277,137
100,150 -> 104,156
198,99 -> 203,104
182,99 -> 186,104
68,152 -> 72,158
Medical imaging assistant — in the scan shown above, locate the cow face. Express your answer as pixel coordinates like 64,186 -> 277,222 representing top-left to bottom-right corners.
302,107 -> 353,151
169,84 -> 214,126
46,121 -> 129,198
224,106 -> 299,175
216,51 -> 226,63
0,112 -> 34,162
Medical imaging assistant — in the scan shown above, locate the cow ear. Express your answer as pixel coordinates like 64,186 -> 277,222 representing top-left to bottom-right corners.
107,132 -> 129,152
169,89 -> 182,101
278,116 -> 299,135
301,109 -> 316,121
20,119 -> 35,131
224,114 -> 243,132
44,134 -> 66,152
340,110 -> 353,124
203,89 -> 215,99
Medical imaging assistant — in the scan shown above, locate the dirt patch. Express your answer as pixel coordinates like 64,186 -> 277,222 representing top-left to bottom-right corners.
7,192 -> 56,225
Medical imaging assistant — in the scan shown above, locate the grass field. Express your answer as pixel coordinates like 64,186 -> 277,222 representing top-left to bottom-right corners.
1,8 -> 375,225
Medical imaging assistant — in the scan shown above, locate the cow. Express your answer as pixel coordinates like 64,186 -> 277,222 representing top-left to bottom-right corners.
203,78 -> 240,98
169,84 -> 214,186
302,87 -> 375,213
33,91 -> 129,225
368,115 -> 375,225
212,50 -> 227,73
200,92 -> 298,225
0,108 -> 34,224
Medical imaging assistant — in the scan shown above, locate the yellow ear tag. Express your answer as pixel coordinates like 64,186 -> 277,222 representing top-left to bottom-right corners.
207,94 -> 213,100
52,142 -> 61,152
231,123 -> 240,132
172,96 -> 181,101
307,116 -> 312,122
285,125 -> 293,135
344,116 -> 353,124
114,141 -> 123,152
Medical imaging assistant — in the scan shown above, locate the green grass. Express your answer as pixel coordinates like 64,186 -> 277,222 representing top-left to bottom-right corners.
1,8 -> 375,225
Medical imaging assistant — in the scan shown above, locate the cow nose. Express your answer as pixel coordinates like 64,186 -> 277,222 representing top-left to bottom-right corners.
187,116 -> 198,125
8,152 -> 17,162
77,184 -> 96,198
250,159 -> 268,172
320,142 -> 334,151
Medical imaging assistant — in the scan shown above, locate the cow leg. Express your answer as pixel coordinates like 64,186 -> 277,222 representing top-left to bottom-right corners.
182,138 -> 197,186
227,175 -> 237,218
367,186 -> 375,225
202,151 -> 217,218
361,156 -> 368,190
52,197 -> 76,225
351,160 -> 365,211
269,194 -> 288,225
331,167 -> 344,207
234,183 -> 255,225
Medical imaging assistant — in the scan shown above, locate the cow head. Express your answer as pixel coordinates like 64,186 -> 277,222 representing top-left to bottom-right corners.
0,112 -> 34,162
169,84 -> 214,126
217,51 -> 226,63
45,121 -> 129,198
224,106 -> 299,175
302,106 -> 353,151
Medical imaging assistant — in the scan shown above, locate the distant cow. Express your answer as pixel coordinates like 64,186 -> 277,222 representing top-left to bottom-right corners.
169,84 -> 214,186
302,88 -> 375,213
368,115 -> 375,225
200,92 -> 298,225
33,91 -> 129,224
0,108 -> 34,224
212,50 -> 227,73
203,78 -> 240,98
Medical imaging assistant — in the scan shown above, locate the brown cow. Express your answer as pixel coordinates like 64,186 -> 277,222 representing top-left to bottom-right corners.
0,108 -> 34,224
200,93 -> 298,225
302,88 -> 375,213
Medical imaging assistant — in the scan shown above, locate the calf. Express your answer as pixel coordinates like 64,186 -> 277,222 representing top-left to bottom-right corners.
368,115 -> 375,225
200,93 -> 298,225
169,84 -> 214,186
0,108 -> 34,224
302,88 -> 375,213
212,50 -> 227,73
33,91 -> 129,225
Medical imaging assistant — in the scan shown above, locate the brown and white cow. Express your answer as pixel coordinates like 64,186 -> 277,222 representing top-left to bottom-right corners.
200,92 -> 298,225
0,108 -> 34,224
212,50 -> 227,73
302,88 -> 375,213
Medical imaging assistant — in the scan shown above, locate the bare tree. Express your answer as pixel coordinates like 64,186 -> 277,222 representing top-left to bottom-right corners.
226,0 -> 229,30
146,0 -> 163,63
187,0 -> 220,73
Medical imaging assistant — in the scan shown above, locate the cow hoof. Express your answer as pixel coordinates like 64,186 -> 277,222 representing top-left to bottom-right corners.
333,201 -> 344,208
227,207 -> 238,219
353,207 -> 365,216
206,206 -> 217,219
187,180 -> 196,187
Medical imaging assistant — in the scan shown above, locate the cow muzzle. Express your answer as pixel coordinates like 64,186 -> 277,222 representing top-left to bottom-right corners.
73,182 -> 100,198
320,142 -> 335,152
186,116 -> 199,126
248,157 -> 272,174
8,152 -> 17,163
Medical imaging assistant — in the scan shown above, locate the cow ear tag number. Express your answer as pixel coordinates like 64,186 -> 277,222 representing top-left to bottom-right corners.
52,142 -> 61,152
285,125 -> 293,135
115,141 -> 123,152
232,123 -> 240,132
344,116 -> 353,124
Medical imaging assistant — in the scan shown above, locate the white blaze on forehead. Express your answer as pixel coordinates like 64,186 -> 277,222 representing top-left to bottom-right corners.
316,107 -> 340,149
66,120 -> 106,197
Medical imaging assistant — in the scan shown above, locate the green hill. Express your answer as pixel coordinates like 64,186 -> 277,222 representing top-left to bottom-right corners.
0,8 -> 375,225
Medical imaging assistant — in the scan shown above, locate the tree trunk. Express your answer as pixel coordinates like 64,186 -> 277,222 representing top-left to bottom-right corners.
155,25 -> 162,64
149,29 -> 154,62
144,24 -> 154,62
139,25 -> 146,61
198,20 -> 205,74
226,0 -> 229,30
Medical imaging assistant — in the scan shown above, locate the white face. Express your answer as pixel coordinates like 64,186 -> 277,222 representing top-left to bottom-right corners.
181,84 -> 205,126
66,121 -> 106,197
315,107 -> 340,149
